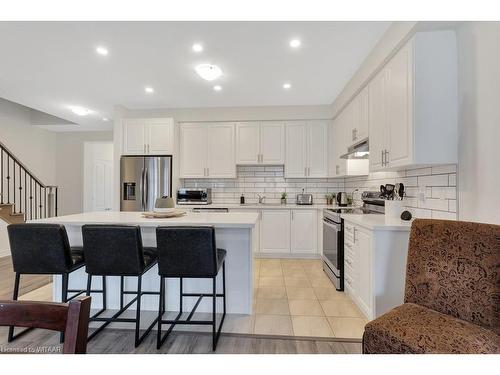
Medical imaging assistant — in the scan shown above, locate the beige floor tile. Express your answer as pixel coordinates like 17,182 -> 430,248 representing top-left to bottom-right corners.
221,314 -> 255,334
288,299 -> 324,316
254,314 -> 293,335
260,267 -> 283,277
291,316 -> 334,337
320,299 -> 364,318
284,276 -> 310,287
257,286 -> 287,299
280,259 -> 304,268
282,267 -> 307,278
18,283 -> 53,302
255,298 -> 290,315
327,317 -> 368,339
260,259 -> 282,268
259,277 -> 284,287
313,287 -> 348,301
308,275 -> 336,288
286,287 -> 317,300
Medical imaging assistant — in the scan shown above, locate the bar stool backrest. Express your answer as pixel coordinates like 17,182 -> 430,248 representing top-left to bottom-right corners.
156,226 -> 218,277
82,225 -> 145,276
7,223 -> 73,274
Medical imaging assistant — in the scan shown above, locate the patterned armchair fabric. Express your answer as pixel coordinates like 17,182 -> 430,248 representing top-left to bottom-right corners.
363,219 -> 500,354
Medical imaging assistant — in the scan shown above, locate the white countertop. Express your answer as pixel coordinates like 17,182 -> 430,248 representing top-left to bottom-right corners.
340,213 -> 413,231
30,211 -> 259,228
176,203 -> 343,210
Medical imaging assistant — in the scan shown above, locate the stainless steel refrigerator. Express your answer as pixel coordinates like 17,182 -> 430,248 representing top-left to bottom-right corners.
120,156 -> 172,212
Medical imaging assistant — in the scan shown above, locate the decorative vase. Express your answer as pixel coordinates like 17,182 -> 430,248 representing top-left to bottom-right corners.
281,198 -> 287,205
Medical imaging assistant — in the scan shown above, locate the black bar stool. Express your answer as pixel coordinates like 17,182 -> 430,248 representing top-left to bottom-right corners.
81,224 -> 161,347
6,223 -> 90,342
155,226 -> 227,351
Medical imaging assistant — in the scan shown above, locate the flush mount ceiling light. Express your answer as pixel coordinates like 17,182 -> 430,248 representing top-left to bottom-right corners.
69,105 -> 93,116
192,43 -> 203,53
102,117 -> 109,122
144,86 -> 154,94
95,46 -> 109,56
213,85 -> 222,92
289,39 -> 301,49
195,64 -> 222,81
283,83 -> 292,89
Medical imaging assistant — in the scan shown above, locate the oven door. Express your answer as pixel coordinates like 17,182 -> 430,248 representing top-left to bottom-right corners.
322,217 -> 343,289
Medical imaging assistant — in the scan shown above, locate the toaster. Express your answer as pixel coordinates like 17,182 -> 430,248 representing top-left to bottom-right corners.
296,193 -> 313,205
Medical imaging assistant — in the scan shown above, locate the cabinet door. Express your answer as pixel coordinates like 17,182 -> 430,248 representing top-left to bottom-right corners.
368,69 -> 387,171
179,124 -> 207,178
260,121 -> 285,164
260,210 -> 291,254
123,120 -> 146,155
386,42 -> 413,168
354,226 -> 372,319
236,122 -> 260,164
285,121 -> 307,178
307,121 -> 328,177
147,119 -> 174,155
207,123 -> 236,178
356,86 -> 369,141
290,210 -> 317,253
334,113 -> 347,176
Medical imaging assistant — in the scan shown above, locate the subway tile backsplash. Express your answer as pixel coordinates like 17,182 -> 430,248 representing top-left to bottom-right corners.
181,164 -> 458,219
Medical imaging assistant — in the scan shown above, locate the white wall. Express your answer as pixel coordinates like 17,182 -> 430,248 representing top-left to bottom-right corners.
456,22 -> 500,224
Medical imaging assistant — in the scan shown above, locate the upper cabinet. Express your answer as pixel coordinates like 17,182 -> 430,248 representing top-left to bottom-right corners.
236,121 -> 285,165
285,120 -> 328,178
369,31 -> 458,171
123,118 -> 174,155
180,123 -> 236,179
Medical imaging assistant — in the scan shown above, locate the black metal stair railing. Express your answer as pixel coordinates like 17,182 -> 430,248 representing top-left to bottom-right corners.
0,140 -> 58,220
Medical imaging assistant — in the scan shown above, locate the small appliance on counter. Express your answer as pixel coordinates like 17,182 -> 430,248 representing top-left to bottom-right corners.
296,189 -> 313,205
176,188 -> 212,205
336,192 -> 349,207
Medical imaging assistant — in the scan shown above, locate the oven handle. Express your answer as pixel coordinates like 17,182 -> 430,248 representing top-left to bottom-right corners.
323,218 -> 341,231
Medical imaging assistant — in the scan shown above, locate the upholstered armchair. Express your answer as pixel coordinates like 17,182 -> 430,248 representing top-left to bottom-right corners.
363,219 -> 500,354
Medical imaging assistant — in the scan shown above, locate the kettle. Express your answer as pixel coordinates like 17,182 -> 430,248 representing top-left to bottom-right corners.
336,192 -> 348,207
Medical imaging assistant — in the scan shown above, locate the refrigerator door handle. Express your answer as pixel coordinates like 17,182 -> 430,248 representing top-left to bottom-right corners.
140,167 -> 146,210
144,167 -> 149,210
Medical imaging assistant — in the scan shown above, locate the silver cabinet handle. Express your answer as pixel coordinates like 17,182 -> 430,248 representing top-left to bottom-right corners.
353,227 -> 356,243
291,211 -> 294,220
147,144 -> 150,153
144,144 -> 146,154
304,167 -> 307,177
385,150 -> 389,166
336,165 -> 339,175
206,167 -> 209,177
381,150 -> 384,166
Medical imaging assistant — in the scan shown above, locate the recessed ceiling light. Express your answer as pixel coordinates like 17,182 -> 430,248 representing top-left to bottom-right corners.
213,85 -> 222,92
102,117 -> 109,122
289,39 -> 301,49
96,46 -> 109,56
192,43 -> 203,53
145,87 -> 154,94
69,105 -> 93,116
195,64 -> 222,81
283,83 -> 292,89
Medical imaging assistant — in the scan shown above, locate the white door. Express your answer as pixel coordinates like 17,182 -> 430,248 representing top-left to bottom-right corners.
260,121 -> 285,164
92,160 -> 113,211
179,123 -> 207,178
354,227 -> 372,319
260,210 -> 291,254
147,119 -> 174,155
123,120 -> 146,155
386,43 -> 413,168
236,122 -> 260,164
290,210 -> 317,254
307,121 -> 328,177
368,69 -> 387,171
285,121 -> 307,178
207,123 -> 236,178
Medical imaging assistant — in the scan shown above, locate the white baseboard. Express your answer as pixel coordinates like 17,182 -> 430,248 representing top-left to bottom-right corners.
255,253 -> 321,259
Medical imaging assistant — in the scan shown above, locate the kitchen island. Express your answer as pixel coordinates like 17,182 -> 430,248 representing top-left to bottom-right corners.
31,211 -> 259,314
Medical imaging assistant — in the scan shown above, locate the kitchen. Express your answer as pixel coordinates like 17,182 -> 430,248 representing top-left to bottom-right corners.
0,15 -> 498,361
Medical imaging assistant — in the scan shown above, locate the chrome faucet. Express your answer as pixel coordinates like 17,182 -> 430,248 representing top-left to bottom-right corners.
258,194 -> 265,204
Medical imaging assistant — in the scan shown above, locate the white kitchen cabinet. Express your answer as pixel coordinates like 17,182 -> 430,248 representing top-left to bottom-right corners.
353,226 -> 372,317
291,209 -> 317,254
285,121 -> 328,178
368,31 -> 457,171
235,121 -> 285,165
123,118 -> 174,155
180,122 -> 236,178
260,210 -> 291,254
352,85 -> 369,143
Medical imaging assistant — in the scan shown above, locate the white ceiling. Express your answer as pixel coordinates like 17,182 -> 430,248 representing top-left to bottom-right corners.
0,22 -> 390,130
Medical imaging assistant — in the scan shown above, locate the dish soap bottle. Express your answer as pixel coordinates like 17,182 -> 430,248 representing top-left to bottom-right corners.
240,194 -> 245,205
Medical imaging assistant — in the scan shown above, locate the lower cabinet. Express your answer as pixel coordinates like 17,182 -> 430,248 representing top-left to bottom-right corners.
290,210 -> 317,254
260,210 -> 291,254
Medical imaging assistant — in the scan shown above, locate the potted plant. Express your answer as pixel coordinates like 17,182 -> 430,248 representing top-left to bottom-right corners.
325,193 -> 334,205
281,192 -> 287,205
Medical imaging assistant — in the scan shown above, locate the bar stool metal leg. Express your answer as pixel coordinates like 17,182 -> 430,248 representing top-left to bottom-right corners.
157,276 -> 165,350
212,276 -> 217,350
134,275 -> 143,347
60,273 -> 69,343
7,273 -> 21,342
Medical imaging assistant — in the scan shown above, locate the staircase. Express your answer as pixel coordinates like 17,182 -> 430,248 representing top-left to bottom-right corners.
0,140 -> 58,224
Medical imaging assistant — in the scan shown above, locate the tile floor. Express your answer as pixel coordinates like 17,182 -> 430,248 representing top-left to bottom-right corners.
251,258 -> 368,339
14,258 -> 368,340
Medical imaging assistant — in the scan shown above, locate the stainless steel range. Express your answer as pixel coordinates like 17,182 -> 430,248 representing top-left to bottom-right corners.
322,191 -> 384,290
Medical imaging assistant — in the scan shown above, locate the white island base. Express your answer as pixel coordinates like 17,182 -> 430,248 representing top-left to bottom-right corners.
31,211 -> 258,315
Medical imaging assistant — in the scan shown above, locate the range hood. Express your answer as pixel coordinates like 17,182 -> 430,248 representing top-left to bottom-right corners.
340,138 -> 369,159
